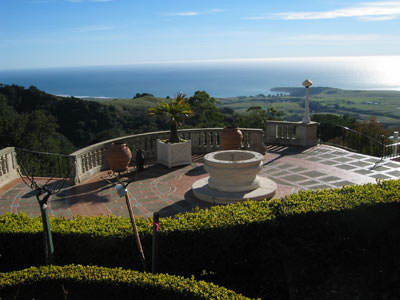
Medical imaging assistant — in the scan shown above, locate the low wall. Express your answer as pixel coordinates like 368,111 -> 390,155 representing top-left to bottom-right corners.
0,147 -> 19,187
0,122 -> 321,188
265,121 -> 318,147
69,128 -> 265,185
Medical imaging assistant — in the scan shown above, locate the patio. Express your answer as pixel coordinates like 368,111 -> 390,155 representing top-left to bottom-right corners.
1,144 -> 399,219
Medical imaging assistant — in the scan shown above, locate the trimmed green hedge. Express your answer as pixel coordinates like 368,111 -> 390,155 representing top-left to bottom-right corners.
0,264 -> 256,300
2,180 -> 400,299
2,179 -> 400,236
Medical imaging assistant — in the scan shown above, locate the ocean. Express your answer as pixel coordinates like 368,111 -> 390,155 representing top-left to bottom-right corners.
1,56 -> 399,98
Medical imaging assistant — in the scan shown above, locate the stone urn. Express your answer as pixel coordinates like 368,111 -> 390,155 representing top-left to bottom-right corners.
106,142 -> 132,172
220,127 -> 243,150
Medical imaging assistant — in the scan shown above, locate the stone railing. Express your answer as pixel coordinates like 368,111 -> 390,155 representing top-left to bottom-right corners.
69,128 -> 265,185
264,121 -> 318,147
0,147 -> 19,187
384,142 -> 400,160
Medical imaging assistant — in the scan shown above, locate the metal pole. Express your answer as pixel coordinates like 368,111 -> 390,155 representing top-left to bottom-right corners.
381,135 -> 386,160
152,212 -> 160,274
37,192 -> 54,265
124,192 -> 147,271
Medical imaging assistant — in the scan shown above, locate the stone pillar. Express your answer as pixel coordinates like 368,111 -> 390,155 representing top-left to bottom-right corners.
0,147 -> 20,188
264,122 -> 277,145
295,121 -> 318,147
68,155 -> 81,185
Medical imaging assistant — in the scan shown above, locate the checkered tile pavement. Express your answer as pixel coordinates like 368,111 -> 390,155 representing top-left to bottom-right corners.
1,144 -> 399,219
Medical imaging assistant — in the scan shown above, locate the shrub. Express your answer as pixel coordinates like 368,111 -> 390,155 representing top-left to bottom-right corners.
2,180 -> 400,298
0,264 -> 256,300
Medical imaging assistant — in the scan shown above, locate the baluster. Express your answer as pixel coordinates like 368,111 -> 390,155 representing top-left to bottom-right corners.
247,131 -> 254,150
89,152 -> 94,169
11,151 -> 17,170
100,148 -> 106,166
190,131 -> 199,153
5,154 -> 9,173
80,155 -> 84,173
0,156 -> 4,176
210,131 -> 216,151
87,152 -> 92,171
199,132 -> 205,151
243,131 -> 249,149
82,154 -> 88,173
203,131 -> 209,152
241,131 -> 246,149
93,150 -> 99,167
96,150 -> 101,166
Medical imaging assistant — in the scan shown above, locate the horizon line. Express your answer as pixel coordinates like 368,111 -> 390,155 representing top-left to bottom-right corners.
1,55 -> 399,71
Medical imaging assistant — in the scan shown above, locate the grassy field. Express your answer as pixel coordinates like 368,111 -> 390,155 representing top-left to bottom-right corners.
217,87 -> 400,127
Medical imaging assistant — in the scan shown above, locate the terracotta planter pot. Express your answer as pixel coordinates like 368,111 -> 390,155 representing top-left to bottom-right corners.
220,127 -> 243,150
106,142 -> 132,172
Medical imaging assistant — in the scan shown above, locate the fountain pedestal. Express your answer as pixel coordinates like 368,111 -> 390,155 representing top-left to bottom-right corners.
192,150 -> 277,204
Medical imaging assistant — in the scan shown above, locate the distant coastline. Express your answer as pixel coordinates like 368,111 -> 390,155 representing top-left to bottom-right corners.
1,57 -> 400,98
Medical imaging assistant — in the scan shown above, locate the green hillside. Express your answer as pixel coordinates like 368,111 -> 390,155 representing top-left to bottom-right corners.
217,87 -> 400,127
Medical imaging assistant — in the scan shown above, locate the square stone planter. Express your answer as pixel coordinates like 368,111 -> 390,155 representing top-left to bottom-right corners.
156,139 -> 192,168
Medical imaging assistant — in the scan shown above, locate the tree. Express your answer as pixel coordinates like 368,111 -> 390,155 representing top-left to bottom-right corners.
0,95 -> 24,148
133,93 -> 153,99
148,93 -> 192,143
312,113 -> 357,142
237,105 -> 284,129
186,91 -> 224,128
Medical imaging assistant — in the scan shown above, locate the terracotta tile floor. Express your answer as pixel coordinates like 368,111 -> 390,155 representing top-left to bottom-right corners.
1,144 -> 399,219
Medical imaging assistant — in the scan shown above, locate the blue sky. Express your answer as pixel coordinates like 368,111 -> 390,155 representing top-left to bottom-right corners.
1,0 -> 400,69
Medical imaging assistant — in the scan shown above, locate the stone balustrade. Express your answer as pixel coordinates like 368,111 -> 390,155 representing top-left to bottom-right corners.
265,121 -> 318,147
69,128 -> 265,185
0,147 -> 19,187
0,123 -> 320,188
384,142 -> 400,160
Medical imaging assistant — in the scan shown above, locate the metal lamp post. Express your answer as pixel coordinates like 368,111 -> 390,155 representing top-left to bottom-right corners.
302,79 -> 312,124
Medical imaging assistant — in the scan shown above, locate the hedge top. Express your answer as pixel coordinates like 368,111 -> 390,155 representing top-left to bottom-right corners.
0,264 -> 257,300
1,180 -> 400,237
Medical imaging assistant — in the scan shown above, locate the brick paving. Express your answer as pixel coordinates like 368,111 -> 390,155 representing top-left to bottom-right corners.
1,144 -> 400,219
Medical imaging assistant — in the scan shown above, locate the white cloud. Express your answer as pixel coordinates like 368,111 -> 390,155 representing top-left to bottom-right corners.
165,8 -> 224,17
283,34 -> 386,42
209,9 -> 225,13
168,11 -> 199,16
244,1 -> 400,21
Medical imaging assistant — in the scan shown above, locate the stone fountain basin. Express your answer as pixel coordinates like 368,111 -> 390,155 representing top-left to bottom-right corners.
192,150 -> 277,204
204,150 -> 263,192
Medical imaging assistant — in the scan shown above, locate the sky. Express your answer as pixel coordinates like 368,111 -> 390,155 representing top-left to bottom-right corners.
1,0 -> 400,70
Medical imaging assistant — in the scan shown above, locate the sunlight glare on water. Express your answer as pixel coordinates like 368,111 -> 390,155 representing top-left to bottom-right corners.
345,56 -> 400,90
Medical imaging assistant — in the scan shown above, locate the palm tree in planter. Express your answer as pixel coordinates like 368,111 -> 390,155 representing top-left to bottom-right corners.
148,93 -> 193,168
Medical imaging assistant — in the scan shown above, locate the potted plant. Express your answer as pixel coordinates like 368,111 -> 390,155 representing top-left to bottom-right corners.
220,116 -> 243,150
148,93 -> 193,168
